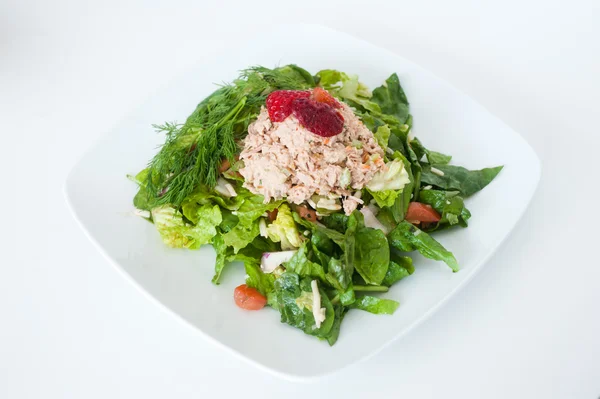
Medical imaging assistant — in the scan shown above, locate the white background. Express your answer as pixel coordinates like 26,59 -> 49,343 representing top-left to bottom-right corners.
1,0 -> 599,398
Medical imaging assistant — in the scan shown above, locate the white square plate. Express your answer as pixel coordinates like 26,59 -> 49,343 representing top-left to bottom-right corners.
65,24 -> 541,381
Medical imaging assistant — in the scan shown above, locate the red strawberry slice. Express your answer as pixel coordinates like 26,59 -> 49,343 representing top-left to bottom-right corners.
312,87 -> 341,108
291,98 -> 344,137
266,90 -> 311,122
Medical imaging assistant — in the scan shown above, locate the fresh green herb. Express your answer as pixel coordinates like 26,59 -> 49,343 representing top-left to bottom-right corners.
146,65 -> 316,206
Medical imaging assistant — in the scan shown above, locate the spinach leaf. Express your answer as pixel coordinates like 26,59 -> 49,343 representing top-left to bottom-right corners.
325,257 -> 353,291
343,212 -> 359,280
371,73 -> 409,125
351,296 -> 399,315
418,189 -> 471,230
326,306 -> 348,346
427,151 -> 452,165
321,213 -> 349,234
389,221 -> 459,272
382,254 -> 414,287
409,137 -> 427,162
389,151 -> 414,222
284,242 -> 327,283
421,164 -> 503,197
285,64 -> 317,87
274,272 -> 335,338
375,207 -> 397,233
293,212 -> 345,247
387,133 -> 406,156
338,285 -> 356,306
353,223 -> 390,285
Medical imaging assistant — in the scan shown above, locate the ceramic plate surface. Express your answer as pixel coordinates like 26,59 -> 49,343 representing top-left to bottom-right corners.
65,24 -> 541,381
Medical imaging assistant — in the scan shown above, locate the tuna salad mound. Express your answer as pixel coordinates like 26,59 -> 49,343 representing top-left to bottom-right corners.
131,65 -> 503,346
239,102 -> 386,215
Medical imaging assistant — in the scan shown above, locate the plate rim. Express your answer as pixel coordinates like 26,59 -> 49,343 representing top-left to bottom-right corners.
64,23 -> 542,382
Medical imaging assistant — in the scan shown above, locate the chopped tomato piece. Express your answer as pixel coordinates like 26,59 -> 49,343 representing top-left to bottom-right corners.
297,205 -> 317,222
405,202 -> 441,223
234,284 -> 267,310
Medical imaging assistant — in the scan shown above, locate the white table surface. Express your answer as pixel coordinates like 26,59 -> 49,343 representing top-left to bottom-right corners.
2,0 -> 599,397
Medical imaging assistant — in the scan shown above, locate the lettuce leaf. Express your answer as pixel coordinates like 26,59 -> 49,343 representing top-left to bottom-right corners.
151,205 -> 221,249
128,169 -> 152,211
345,212 -> 390,286
389,221 -> 459,272
353,224 -> 390,285
351,296 -> 399,315
427,151 -> 452,165
283,242 -> 327,282
326,306 -> 348,346
368,189 -> 400,208
371,73 -> 409,125
366,159 -> 411,192
211,235 -> 229,284
421,164 -> 503,197
267,204 -> 302,249
273,272 -> 335,339
374,125 -> 391,149
316,69 -> 381,113
241,256 -> 275,296
222,220 -> 260,253
389,151 -> 414,223
418,189 -> 471,230
382,255 -> 414,287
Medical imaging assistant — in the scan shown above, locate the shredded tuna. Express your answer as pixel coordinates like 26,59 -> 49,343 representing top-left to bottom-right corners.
240,104 -> 386,214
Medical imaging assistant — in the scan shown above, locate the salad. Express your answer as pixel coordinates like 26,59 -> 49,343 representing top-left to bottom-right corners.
129,65 -> 502,345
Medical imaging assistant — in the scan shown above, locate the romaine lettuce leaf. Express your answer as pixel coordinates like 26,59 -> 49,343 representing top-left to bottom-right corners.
222,220 -> 260,253
368,189 -> 400,208
315,69 -> 381,113
366,159 -> 411,192
374,125 -> 391,149
236,194 -> 283,228
151,205 -> 221,249
267,204 -> 302,249
241,257 -> 275,296
211,234 -> 228,284
128,169 -> 152,211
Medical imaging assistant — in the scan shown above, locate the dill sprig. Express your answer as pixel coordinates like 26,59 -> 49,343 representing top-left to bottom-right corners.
145,65 -> 316,206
